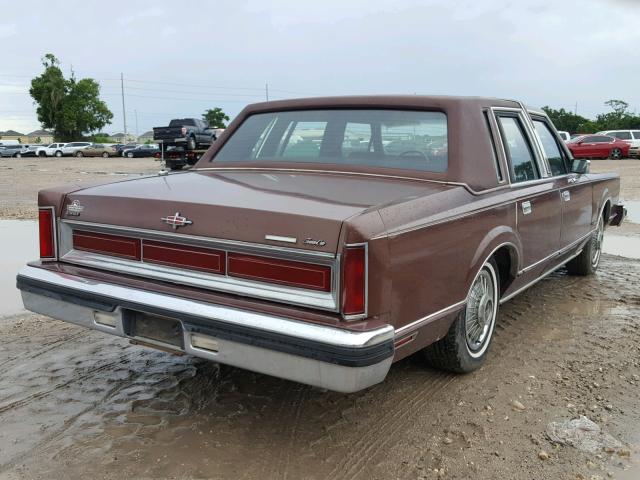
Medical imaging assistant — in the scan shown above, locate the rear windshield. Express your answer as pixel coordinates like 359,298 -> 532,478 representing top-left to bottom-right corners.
169,119 -> 195,127
212,109 -> 448,172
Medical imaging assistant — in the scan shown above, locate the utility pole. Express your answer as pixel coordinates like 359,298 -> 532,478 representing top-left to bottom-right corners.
265,82 -> 269,101
121,73 -> 128,139
134,109 -> 139,138
574,101 -> 578,115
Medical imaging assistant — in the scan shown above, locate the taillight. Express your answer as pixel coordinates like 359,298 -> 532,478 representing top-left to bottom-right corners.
181,127 -> 187,135
143,240 -> 225,274
73,230 -> 141,260
228,253 -> 332,292
341,245 -> 366,316
38,207 -> 56,259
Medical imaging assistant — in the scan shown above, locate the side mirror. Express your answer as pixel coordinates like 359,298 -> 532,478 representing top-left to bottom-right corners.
570,159 -> 590,174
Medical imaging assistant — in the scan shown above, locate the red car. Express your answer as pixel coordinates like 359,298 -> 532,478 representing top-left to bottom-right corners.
567,134 -> 629,159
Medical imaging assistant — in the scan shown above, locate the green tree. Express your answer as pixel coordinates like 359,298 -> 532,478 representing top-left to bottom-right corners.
594,99 -> 640,131
604,99 -> 628,117
203,107 -> 230,128
541,106 -> 594,133
29,54 -> 113,141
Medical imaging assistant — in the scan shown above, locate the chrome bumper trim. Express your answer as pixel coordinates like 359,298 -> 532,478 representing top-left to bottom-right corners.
17,265 -> 394,392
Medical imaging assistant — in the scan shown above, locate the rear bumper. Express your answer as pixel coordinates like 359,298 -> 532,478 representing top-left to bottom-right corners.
16,265 -> 394,393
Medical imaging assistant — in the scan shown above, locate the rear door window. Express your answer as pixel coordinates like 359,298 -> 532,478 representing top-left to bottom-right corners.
533,119 -> 568,176
496,115 -> 539,183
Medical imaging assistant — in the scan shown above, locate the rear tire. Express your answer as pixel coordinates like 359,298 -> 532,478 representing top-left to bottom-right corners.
566,215 -> 604,276
609,148 -> 622,160
38,152 -> 46,157
15,153 -> 21,158
102,152 -> 109,158
55,150 -> 62,157
423,258 -> 500,373
75,151 -> 83,157
127,152 -> 134,158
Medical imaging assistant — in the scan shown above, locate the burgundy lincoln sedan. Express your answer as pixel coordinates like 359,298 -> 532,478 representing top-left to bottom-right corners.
567,134 -> 629,159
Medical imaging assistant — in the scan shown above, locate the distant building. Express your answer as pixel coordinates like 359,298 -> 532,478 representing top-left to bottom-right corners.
137,130 -> 156,143
0,130 -> 26,143
26,129 -> 54,144
108,132 -> 137,143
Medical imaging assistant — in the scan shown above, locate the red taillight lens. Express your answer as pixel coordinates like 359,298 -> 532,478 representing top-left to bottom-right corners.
342,245 -> 366,316
73,230 -> 141,260
143,240 -> 225,274
228,253 -> 332,292
38,208 -> 55,258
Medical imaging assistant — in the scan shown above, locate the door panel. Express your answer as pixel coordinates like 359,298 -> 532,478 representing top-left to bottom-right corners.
558,175 -> 593,246
516,187 -> 562,267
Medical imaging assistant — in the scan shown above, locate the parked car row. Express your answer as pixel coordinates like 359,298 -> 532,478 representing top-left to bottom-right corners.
597,129 -> 640,158
0,142 -> 160,158
567,134 -> 631,159
555,129 -> 640,159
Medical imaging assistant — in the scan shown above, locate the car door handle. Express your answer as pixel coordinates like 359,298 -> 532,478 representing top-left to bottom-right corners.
567,176 -> 578,184
562,190 -> 571,202
521,201 -> 532,215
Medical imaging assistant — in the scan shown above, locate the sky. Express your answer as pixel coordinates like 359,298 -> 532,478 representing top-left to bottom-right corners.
1,0 -> 639,136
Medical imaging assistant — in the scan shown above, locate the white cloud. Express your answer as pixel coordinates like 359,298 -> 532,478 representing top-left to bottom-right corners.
161,25 -> 177,37
117,7 -> 165,26
0,23 -> 17,39
1,0 -> 640,133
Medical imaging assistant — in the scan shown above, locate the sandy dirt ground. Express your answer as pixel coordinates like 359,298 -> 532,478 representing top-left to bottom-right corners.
0,156 -> 160,219
0,157 -> 639,479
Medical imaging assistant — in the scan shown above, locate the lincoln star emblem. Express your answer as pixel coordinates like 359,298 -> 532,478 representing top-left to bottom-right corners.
161,212 -> 193,229
66,199 -> 84,216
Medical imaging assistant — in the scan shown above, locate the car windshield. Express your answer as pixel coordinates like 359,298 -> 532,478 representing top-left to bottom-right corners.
212,109 -> 448,173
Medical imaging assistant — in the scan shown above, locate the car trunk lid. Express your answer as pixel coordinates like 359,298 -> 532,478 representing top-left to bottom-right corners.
61,170 -> 451,254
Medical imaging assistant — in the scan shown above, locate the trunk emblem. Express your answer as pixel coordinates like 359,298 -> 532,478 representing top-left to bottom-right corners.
161,212 -> 193,229
66,200 -> 84,216
303,238 -> 327,247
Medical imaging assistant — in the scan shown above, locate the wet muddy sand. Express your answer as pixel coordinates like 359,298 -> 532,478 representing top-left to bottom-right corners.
0,256 -> 638,479
0,157 -> 639,479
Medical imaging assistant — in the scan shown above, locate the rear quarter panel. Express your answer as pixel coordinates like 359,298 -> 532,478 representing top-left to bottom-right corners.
588,172 -> 620,223
376,187 -> 519,332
